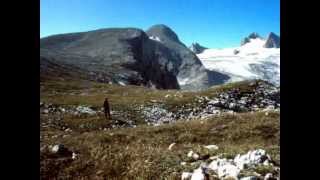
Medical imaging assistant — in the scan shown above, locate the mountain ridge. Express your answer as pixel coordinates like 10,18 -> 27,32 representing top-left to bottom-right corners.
40,24 -> 229,91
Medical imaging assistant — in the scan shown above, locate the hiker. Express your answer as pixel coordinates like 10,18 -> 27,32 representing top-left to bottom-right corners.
104,98 -> 111,120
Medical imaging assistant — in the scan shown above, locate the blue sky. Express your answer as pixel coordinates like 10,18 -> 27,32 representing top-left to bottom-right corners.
40,0 -> 280,48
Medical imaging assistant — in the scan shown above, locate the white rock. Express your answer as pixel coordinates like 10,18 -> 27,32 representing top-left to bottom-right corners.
187,151 -> 194,158
168,143 -> 176,150
241,176 -> 258,180
263,159 -> 270,166
76,106 -> 96,115
229,103 -> 236,109
181,172 -> 192,180
234,149 -> 270,170
218,164 -> 240,179
51,144 -> 63,153
191,168 -> 205,180
72,152 -> 77,160
192,153 -> 200,160
209,156 -> 219,160
181,162 -> 187,166
208,158 -> 240,179
208,99 -> 220,105
204,145 -> 219,150
264,173 -> 276,180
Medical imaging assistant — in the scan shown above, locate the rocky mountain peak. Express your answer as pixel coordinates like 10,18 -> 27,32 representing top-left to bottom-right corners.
240,32 -> 262,46
264,32 -> 280,48
189,42 -> 208,54
248,32 -> 261,39
146,24 -> 180,43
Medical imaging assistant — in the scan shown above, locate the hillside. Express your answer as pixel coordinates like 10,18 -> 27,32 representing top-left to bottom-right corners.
40,79 -> 280,179
40,25 -> 229,91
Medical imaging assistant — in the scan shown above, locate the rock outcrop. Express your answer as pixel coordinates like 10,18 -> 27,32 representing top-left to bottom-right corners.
263,32 -> 280,48
181,149 -> 279,180
189,42 -> 208,54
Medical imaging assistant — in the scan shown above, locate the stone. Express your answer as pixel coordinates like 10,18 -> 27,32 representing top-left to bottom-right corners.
181,172 -> 193,180
191,167 -> 205,180
204,145 -> 219,150
264,173 -> 277,180
208,157 -> 242,179
76,106 -> 96,115
241,176 -> 258,180
51,144 -> 65,153
72,152 -> 78,160
187,151 -> 194,158
234,149 -> 270,170
192,153 -> 200,161
43,109 -> 49,114
217,164 -> 240,179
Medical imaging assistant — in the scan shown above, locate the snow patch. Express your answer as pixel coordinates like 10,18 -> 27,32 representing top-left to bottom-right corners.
149,36 -> 161,42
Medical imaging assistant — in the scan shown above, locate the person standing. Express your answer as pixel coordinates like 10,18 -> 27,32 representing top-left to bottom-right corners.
104,98 -> 111,120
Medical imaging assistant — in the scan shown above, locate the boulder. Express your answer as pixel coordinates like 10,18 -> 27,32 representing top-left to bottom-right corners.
191,167 -> 205,180
181,172 -> 193,180
234,149 -> 271,170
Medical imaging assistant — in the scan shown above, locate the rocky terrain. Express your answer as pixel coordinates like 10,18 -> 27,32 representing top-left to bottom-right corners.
40,80 -> 279,127
40,78 -> 280,179
40,24 -> 229,91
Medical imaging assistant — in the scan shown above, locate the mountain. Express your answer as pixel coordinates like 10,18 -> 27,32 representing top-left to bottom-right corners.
197,33 -> 280,86
240,32 -> 262,46
264,32 -> 280,48
145,25 -> 229,90
189,42 -> 208,54
40,25 -> 229,90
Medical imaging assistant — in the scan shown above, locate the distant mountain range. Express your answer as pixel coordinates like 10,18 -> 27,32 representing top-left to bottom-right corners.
40,24 -> 229,91
40,25 -> 280,90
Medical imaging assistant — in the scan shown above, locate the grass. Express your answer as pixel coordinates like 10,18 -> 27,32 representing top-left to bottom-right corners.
41,111 -> 279,179
40,79 -> 279,179
40,78 -> 262,119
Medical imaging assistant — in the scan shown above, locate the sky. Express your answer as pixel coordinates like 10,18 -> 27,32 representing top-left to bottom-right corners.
40,0 -> 280,48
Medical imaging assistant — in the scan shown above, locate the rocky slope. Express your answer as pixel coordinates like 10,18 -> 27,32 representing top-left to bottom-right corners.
40,78 -> 279,180
41,25 -> 228,91
40,80 -> 279,127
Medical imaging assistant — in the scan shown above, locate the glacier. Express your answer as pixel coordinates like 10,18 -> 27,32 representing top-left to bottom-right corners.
197,38 -> 280,86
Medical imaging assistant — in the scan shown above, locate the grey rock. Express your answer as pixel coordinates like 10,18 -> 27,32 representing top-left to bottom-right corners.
189,42 -> 208,54
264,32 -> 280,48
